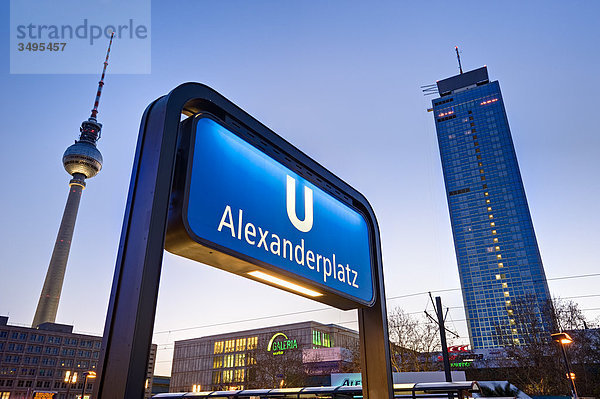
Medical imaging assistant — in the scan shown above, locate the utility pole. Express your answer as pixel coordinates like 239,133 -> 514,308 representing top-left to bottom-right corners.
435,296 -> 452,384
425,294 -> 459,398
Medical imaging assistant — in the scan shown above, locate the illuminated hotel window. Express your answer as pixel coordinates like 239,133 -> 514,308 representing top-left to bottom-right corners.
495,246 -> 500,251
234,353 -> 245,367
323,333 -> 332,348
234,369 -> 245,383
507,309 -> 514,315
490,222 -> 495,227
502,283 -> 508,288
223,370 -> 233,383
224,340 -> 235,353
506,301 -> 511,306
492,230 -> 496,234
312,330 -> 321,346
497,254 -> 502,259
489,214 -> 494,219
213,356 -> 223,368
509,319 -> 516,325
487,207 -> 492,211
486,199 -> 491,204
213,341 -> 224,354
247,354 -> 256,365
504,291 -> 510,297
224,354 -> 234,368
484,192 -> 489,196
498,263 -> 504,268
235,338 -> 246,352
493,238 -> 498,243
212,371 -> 222,384
513,338 -> 520,344
247,337 -> 258,350
495,274 -> 501,280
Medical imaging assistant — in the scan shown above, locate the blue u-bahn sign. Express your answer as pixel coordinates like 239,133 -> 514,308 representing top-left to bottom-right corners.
96,83 -> 393,399
167,115 -> 375,308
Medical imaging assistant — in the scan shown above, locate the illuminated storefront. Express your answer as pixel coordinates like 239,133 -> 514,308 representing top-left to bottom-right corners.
170,321 -> 358,392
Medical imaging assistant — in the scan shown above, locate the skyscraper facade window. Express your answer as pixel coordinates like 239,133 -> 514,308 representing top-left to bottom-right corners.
431,66 -> 551,348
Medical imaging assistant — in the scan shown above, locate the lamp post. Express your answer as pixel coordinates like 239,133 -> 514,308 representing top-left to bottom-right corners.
80,371 -> 97,399
551,332 -> 578,399
64,370 -> 77,399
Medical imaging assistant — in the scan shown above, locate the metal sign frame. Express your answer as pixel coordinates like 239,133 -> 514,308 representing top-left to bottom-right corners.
93,83 -> 393,398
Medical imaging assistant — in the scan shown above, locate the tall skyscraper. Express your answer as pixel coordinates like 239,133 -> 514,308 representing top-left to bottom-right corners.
32,34 -> 113,328
430,65 -> 551,348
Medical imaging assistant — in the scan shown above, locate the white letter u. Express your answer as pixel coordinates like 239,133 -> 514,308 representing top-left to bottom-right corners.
286,175 -> 313,233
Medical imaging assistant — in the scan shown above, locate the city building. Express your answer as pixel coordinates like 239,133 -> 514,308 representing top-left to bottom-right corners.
170,321 -> 359,392
430,66 -> 551,348
151,375 -> 171,396
0,316 -> 156,399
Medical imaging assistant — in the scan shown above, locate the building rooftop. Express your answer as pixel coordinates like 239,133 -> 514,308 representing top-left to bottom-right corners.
174,320 -> 358,344
436,66 -> 489,96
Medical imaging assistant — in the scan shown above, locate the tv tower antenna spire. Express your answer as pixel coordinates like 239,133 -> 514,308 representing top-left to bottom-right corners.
455,46 -> 463,75
90,31 -> 114,122
32,34 -> 114,328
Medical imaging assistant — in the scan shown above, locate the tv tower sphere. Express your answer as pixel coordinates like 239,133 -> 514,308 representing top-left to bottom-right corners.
62,121 -> 104,178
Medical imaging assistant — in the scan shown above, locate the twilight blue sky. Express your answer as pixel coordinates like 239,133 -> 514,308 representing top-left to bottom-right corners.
1,1 -> 599,375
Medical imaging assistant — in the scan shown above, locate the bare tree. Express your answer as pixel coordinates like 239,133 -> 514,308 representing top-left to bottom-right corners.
387,306 -> 445,372
337,341 -> 361,374
246,341 -> 307,389
552,298 -> 600,396
483,297 -> 600,396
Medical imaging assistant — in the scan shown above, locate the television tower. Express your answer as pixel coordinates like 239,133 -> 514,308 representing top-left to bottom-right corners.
32,33 -> 114,328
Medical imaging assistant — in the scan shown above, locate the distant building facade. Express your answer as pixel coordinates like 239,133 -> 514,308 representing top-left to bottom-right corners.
170,321 -> 358,392
430,66 -> 551,348
151,375 -> 171,396
0,316 -> 156,399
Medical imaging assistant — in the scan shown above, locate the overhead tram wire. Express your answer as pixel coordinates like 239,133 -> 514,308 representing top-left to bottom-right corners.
386,272 -> 600,301
153,305 -> 600,354
153,304 -> 600,355
151,272 -> 600,337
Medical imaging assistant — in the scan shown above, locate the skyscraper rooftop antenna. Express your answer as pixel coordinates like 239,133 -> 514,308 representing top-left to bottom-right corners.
90,31 -> 114,122
455,46 -> 463,75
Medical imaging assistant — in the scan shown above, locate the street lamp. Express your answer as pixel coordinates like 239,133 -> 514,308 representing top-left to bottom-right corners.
80,371 -> 97,399
551,332 -> 578,399
64,370 -> 77,399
